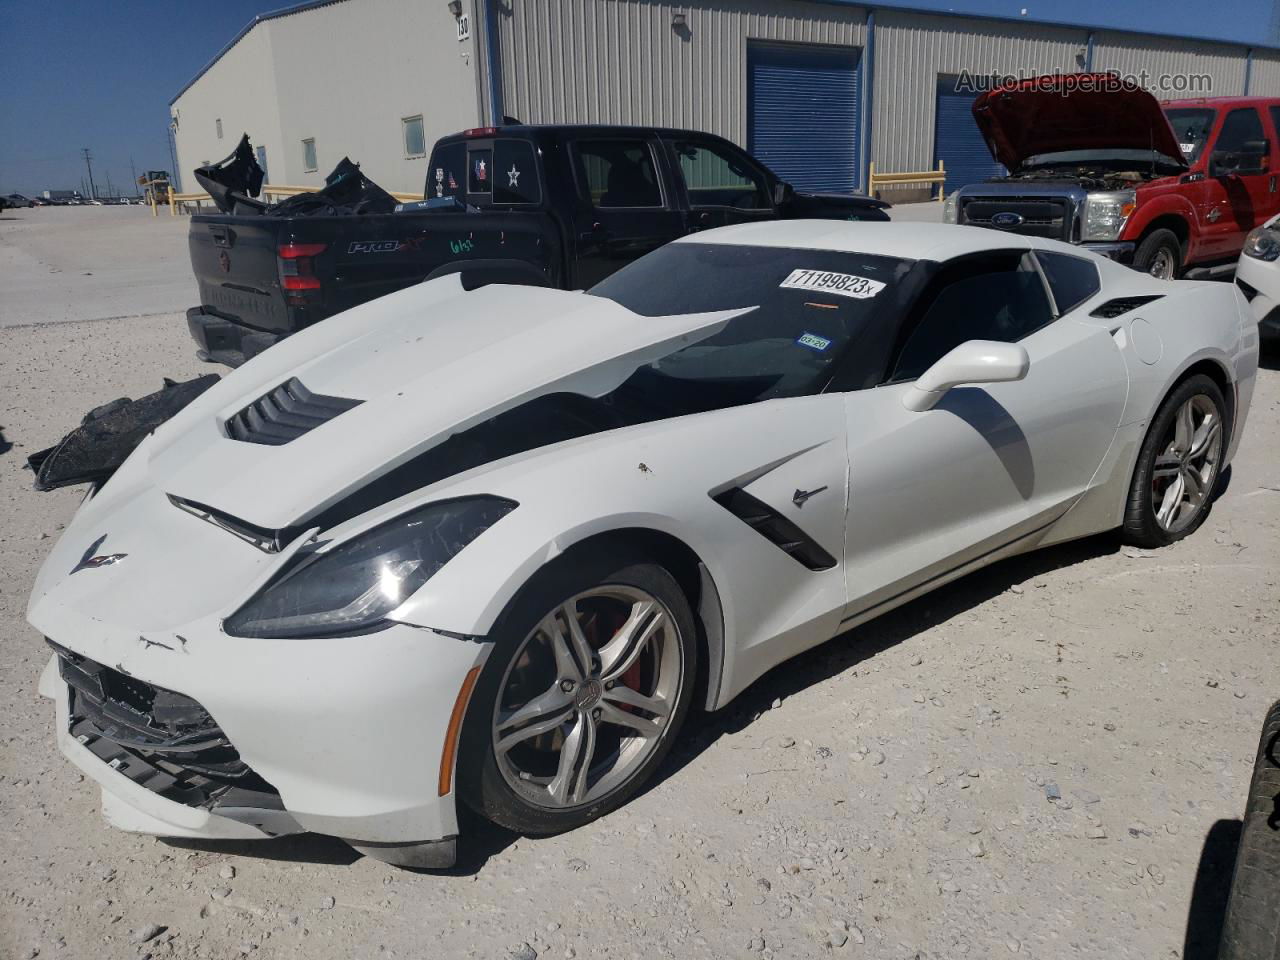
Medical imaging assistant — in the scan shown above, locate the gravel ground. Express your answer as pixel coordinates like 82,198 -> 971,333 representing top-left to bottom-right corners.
1,209 -> 1278,960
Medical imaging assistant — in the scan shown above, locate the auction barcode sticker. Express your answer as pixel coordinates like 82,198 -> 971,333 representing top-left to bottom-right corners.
779,269 -> 885,299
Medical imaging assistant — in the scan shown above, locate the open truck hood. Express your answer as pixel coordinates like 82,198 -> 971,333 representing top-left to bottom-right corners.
972,74 -> 1188,173
138,275 -> 739,531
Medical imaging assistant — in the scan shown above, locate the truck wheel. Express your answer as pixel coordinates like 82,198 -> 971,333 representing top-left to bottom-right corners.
1218,699 -> 1280,960
1133,229 -> 1182,280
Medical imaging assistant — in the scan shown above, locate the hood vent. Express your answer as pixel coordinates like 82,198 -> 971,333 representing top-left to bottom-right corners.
1089,295 -> 1164,319
226,378 -> 362,446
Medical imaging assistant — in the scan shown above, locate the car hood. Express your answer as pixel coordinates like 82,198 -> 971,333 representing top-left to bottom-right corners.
138,275 -> 740,530
972,74 -> 1188,172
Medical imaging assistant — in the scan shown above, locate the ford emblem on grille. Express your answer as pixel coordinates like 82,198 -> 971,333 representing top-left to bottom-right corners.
991,212 -> 1024,229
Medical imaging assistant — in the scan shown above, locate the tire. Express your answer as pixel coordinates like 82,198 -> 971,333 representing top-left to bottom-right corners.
1218,700 -> 1280,960
457,549 -> 698,836
1122,374 -> 1227,548
1133,228 -> 1182,280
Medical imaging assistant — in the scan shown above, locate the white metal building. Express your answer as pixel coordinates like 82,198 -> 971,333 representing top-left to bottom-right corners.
170,0 -> 1280,199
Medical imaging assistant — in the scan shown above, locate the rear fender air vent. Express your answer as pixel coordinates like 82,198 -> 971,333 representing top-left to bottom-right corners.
226,377 -> 362,446
1089,295 -> 1164,319
712,487 -> 836,571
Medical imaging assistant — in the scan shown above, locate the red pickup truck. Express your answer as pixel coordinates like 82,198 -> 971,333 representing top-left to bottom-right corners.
945,74 -> 1280,280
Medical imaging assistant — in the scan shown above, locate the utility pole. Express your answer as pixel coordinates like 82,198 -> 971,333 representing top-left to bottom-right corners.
82,147 -> 97,199
130,156 -> 140,197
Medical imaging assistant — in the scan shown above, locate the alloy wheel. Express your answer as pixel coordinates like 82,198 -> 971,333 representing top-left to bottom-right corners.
491,586 -> 683,809
1151,394 -> 1222,533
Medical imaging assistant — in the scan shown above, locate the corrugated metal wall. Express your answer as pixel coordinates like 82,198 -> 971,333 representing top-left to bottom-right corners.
496,0 -> 866,147
1248,52 -> 1280,95
872,11 -> 1084,189
1093,32 -> 1247,97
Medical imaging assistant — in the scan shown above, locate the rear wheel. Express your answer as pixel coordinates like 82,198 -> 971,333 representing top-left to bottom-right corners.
458,552 -> 697,835
1122,374 -> 1226,547
1133,228 -> 1182,280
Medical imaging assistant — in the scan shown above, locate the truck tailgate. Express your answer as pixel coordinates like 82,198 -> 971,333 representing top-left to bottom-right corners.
189,216 -> 290,334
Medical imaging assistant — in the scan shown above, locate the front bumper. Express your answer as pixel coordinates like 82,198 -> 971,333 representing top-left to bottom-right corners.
186,307 -> 281,368
36,619 -> 489,868
1080,241 -> 1135,264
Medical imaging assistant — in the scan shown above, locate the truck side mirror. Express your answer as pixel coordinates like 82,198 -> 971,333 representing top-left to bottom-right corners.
773,182 -> 793,207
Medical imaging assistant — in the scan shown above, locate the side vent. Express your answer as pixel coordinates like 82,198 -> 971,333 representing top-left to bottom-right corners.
1089,295 -> 1164,319
226,378 -> 362,446
712,488 -> 836,571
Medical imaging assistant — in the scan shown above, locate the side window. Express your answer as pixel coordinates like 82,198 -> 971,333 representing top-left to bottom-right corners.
673,139 -> 770,210
576,140 -> 663,208
1036,252 -> 1100,315
1214,108 -> 1266,156
426,141 -> 465,200
492,140 -> 541,204
889,255 -> 1053,383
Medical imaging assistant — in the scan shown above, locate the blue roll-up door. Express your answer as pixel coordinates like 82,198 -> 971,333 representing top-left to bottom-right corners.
748,42 -> 862,195
934,75 -> 1004,193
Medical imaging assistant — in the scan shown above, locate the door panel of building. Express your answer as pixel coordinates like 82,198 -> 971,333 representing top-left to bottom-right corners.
935,74 -> 1004,194
747,41 -> 862,195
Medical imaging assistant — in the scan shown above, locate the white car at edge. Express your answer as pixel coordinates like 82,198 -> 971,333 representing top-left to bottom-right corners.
28,222 -> 1259,868
1238,212 -> 1280,344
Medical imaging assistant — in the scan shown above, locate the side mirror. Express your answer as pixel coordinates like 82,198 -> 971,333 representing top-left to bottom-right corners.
903,340 -> 1030,412
773,181 -> 794,206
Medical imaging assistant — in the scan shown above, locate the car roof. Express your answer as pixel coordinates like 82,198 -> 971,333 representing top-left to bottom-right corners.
679,220 -> 1047,263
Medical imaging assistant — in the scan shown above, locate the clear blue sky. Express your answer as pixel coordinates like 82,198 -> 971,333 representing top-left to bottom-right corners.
0,0 -> 1275,196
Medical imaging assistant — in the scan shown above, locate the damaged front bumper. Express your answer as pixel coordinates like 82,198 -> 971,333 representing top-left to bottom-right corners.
35,618 -> 490,869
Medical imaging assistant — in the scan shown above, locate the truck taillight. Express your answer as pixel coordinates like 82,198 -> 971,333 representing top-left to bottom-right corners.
278,243 -> 326,298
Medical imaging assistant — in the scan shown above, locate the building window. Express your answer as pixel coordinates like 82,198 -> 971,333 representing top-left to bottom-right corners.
302,138 -> 317,172
403,115 -> 426,158
216,118 -> 223,139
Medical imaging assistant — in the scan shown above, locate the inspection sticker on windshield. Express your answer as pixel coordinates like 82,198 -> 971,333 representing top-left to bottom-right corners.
779,269 -> 885,299
796,332 -> 832,352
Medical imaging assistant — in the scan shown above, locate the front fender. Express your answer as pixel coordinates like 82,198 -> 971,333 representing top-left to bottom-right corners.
1122,193 -> 1198,256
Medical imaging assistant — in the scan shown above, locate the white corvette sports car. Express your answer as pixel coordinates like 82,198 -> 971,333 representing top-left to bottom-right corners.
28,222 -> 1258,868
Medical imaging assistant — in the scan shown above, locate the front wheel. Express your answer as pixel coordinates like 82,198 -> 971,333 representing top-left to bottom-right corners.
1133,228 -> 1182,280
458,553 -> 697,835
1122,374 -> 1226,547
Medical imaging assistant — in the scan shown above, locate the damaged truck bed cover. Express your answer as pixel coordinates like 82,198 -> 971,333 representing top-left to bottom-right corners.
183,128 -> 887,366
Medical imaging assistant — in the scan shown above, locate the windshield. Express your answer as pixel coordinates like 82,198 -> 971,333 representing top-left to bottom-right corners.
1163,107 -> 1216,163
589,242 -> 909,408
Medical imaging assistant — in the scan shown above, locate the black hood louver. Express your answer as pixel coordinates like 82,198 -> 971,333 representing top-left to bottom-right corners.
1089,295 -> 1164,319
226,377 -> 362,446
712,487 -> 836,571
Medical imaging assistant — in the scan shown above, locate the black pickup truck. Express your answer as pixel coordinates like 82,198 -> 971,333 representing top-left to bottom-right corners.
186,124 -> 889,365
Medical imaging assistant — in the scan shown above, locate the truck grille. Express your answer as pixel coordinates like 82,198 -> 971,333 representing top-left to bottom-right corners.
52,642 -> 280,811
960,198 -> 1072,241
226,377 -> 362,446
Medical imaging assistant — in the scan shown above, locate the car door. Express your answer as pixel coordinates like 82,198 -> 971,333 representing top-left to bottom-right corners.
664,135 -> 777,234
568,137 -> 685,289
1202,107 -> 1271,259
839,250 -> 1128,625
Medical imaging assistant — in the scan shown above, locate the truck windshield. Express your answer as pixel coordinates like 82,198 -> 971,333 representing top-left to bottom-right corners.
589,242 -> 908,404
1163,108 -> 1216,163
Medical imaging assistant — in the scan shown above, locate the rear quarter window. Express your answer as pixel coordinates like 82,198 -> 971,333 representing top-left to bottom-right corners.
1036,251 -> 1100,315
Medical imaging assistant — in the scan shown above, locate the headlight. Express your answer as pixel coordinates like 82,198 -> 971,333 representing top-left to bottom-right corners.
1082,190 -> 1137,242
1243,226 -> 1280,261
943,192 -> 959,224
224,496 -> 516,639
